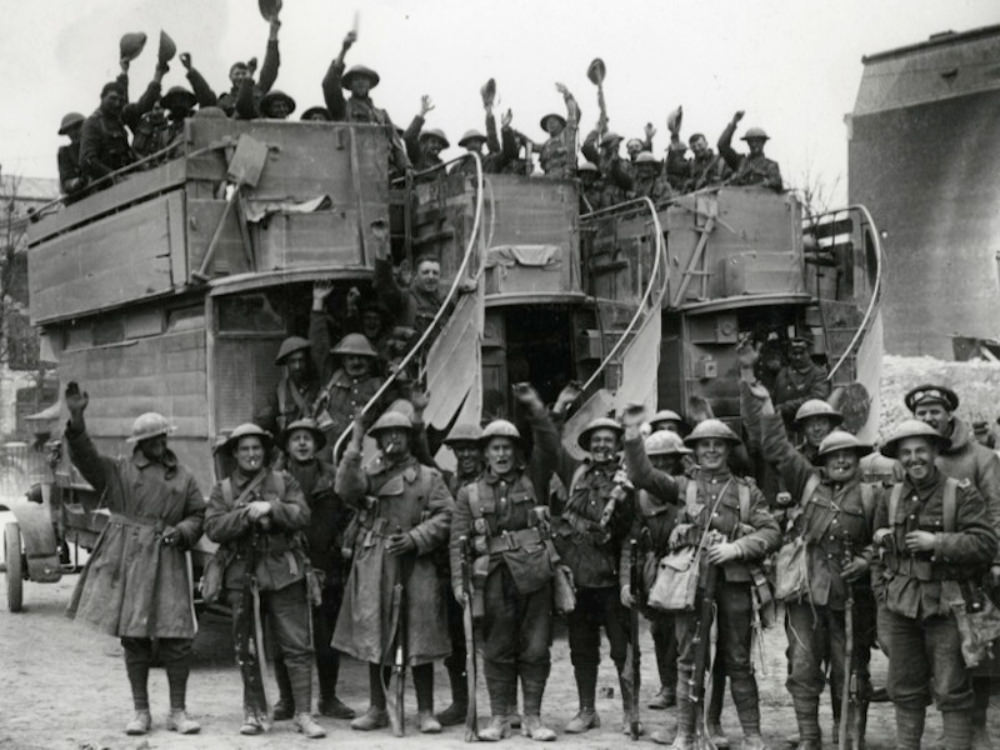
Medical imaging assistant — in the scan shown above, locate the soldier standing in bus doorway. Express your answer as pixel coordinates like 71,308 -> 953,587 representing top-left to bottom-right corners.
904,384 -> 1000,750
204,423 -> 325,739
746,381 -> 878,750
619,412 -> 691,720
372,219 -> 446,337
333,411 -> 455,734
449,385 -> 561,741
255,336 -> 321,436
872,419 -> 997,750
717,111 -> 783,191
63,383 -> 205,737
274,418 -> 356,721
634,418 -> 780,750
552,417 -> 639,735
771,338 -> 831,432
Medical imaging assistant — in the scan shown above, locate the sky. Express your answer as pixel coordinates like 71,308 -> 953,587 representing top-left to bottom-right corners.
1,0 -> 998,205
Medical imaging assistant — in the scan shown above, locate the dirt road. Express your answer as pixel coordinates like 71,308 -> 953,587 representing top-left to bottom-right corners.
1,574 -> 995,749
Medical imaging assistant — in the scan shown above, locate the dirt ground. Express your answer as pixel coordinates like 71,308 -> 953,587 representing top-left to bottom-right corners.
5,572 -> 998,750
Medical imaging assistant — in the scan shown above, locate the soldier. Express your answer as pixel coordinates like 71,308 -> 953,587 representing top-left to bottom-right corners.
255,90 -> 296,120
649,409 -> 689,436
218,12 -> 281,116
772,338 -> 831,432
619,418 -> 691,715
372,219 -> 445,336
275,418 -> 356,720
450,385 -> 562,741
791,400 -> 843,465
333,411 -> 455,733
63,383 -> 205,736
301,106 -> 332,121
578,161 -> 604,213
630,152 -> 673,204
718,111 -> 782,191
872,419 -> 997,750
255,336 -> 321,436
536,83 -> 580,179
589,131 -> 633,207
627,416 -> 780,750
453,101 -> 517,177
747,381 -> 878,750
402,95 -> 448,171
313,334 -> 384,456
552,416 -> 639,734
322,30 -> 410,174
625,124 -> 655,163
665,107 -> 729,193
57,112 -> 87,200
204,423 -> 324,739
904,384 -> 1000,749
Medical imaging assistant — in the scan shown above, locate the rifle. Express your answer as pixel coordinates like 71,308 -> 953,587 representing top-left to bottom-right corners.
387,525 -> 409,737
237,526 -> 271,721
840,541 -> 861,750
460,536 -> 479,742
628,537 -> 642,741
691,533 -> 721,750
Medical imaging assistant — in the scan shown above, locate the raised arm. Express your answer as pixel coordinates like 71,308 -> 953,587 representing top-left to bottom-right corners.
257,16 -> 281,94
62,382 -> 113,497
747,380 -> 815,498
334,418 -> 371,506
122,65 -> 166,132
180,54 -> 218,107
513,384 -> 560,502
717,110 -> 744,171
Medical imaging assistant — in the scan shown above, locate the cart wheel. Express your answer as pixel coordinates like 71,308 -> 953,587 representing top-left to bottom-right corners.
5,522 -> 23,612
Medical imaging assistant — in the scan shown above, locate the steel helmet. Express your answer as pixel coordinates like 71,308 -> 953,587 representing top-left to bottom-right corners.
58,112 -> 85,135
634,152 -> 659,166
816,430 -> 872,460
443,423 -> 485,447
644,431 -> 691,457
420,128 -> 450,149
342,64 -> 381,89
158,30 -> 177,65
119,32 -> 148,63
126,412 -> 175,444
683,419 -> 741,447
794,400 -> 843,426
281,418 -> 326,451
161,86 -> 197,112
650,409 -> 684,425
577,417 -> 624,451
458,129 -> 487,148
258,0 -> 283,19
222,422 -> 273,453
368,411 -> 414,437
481,419 -> 521,446
260,90 -> 296,117
741,126 -> 770,141
194,106 -> 227,119
300,106 -> 332,121
880,419 -> 951,459
331,333 -> 378,358
540,113 -> 566,131
577,161 -> 599,174
600,131 -> 624,147
274,336 -> 311,365
904,383 -> 959,413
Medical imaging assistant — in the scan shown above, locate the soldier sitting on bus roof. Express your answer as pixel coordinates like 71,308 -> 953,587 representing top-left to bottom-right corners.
57,112 -> 87,201
217,12 -> 281,117
239,89 -> 296,120
403,96 -> 445,171
718,110 -> 783,192
535,83 -> 580,179
79,57 -> 167,186
301,106 -> 332,122
323,29 -> 411,175
664,107 -> 730,193
583,129 -> 632,207
625,123 -> 656,164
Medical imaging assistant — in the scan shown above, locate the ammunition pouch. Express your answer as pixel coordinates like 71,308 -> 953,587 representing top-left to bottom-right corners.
943,579 -> 1000,669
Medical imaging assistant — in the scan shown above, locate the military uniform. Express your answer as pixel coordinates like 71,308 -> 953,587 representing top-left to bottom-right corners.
204,467 -> 314,729
453,113 -> 519,177
333,446 -> 454,722
79,73 -> 162,182
449,408 -> 560,735
217,38 -> 280,116
772,361 -> 831,429
315,371 -> 382,454
629,439 -> 780,745
759,409 -> 878,746
665,139 -> 730,193
537,94 -> 579,179
872,467 -> 996,749
630,170 -> 674,204
374,256 -> 444,336
58,140 -> 86,199
718,121 -> 782,191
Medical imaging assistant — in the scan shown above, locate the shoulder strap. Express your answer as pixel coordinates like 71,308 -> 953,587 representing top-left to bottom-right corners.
222,478 -> 233,506
568,463 -> 589,498
467,480 -> 484,520
801,474 -> 822,509
859,482 -> 876,524
942,477 -> 959,533
888,483 -> 905,527
738,482 -> 750,524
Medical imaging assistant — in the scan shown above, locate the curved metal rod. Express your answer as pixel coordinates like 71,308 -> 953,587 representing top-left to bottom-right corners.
578,196 -> 668,395
332,151 -> 485,459
814,204 -> 885,382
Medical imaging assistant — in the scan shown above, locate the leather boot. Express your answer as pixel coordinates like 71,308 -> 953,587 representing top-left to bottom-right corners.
565,665 -> 599,733
564,708 -> 600,734
418,710 -> 442,734
125,709 -> 152,736
166,709 -> 200,734
792,695 -> 820,745
350,706 -> 389,731
318,695 -> 356,719
436,666 -> 468,727
894,706 -> 925,750
479,715 -> 512,742
479,679 -> 514,742
295,713 -> 327,739
272,658 -> 295,720
521,676 -> 555,741
240,710 -> 265,736
972,726 -> 996,750
741,735 -> 769,750
649,685 -> 677,709
619,668 -> 644,736
941,711 -> 973,750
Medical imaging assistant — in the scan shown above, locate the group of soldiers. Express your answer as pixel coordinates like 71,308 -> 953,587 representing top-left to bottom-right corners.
55,9 -> 782,210
60,303 -> 1000,750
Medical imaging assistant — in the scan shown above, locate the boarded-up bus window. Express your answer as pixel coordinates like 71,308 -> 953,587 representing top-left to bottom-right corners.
167,305 -> 205,332
125,309 -> 164,339
217,293 -> 284,333
64,323 -> 91,352
93,316 -> 125,346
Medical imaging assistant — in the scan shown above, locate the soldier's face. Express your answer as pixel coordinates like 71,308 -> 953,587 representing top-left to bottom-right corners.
423,138 -> 445,157
101,90 -> 124,115
746,137 -> 767,156
588,429 -> 619,464
694,438 -> 730,472
913,404 -> 951,436
464,139 -> 485,155
897,437 -> 937,483
344,354 -> 371,379
802,416 -> 835,447
544,118 -> 564,136
377,428 -> 410,458
268,100 -> 291,119
690,136 -> 708,156
351,78 -> 371,98
650,454 -> 682,475
626,140 -> 643,159
286,351 -> 309,385
230,65 -> 249,86
287,429 -> 317,462
652,420 -> 681,435
823,448 -> 859,483
361,312 -> 382,338
485,437 -> 515,475
139,435 -> 167,461
415,260 -> 441,293
788,346 -> 809,367
451,443 -> 482,476
235,436 -> 265,473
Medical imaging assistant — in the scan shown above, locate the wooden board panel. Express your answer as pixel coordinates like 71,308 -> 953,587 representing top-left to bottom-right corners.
254,208 -> 384,272
213,336 -> 284,434
30,192 -> 185,324
186,198 -> 253,278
